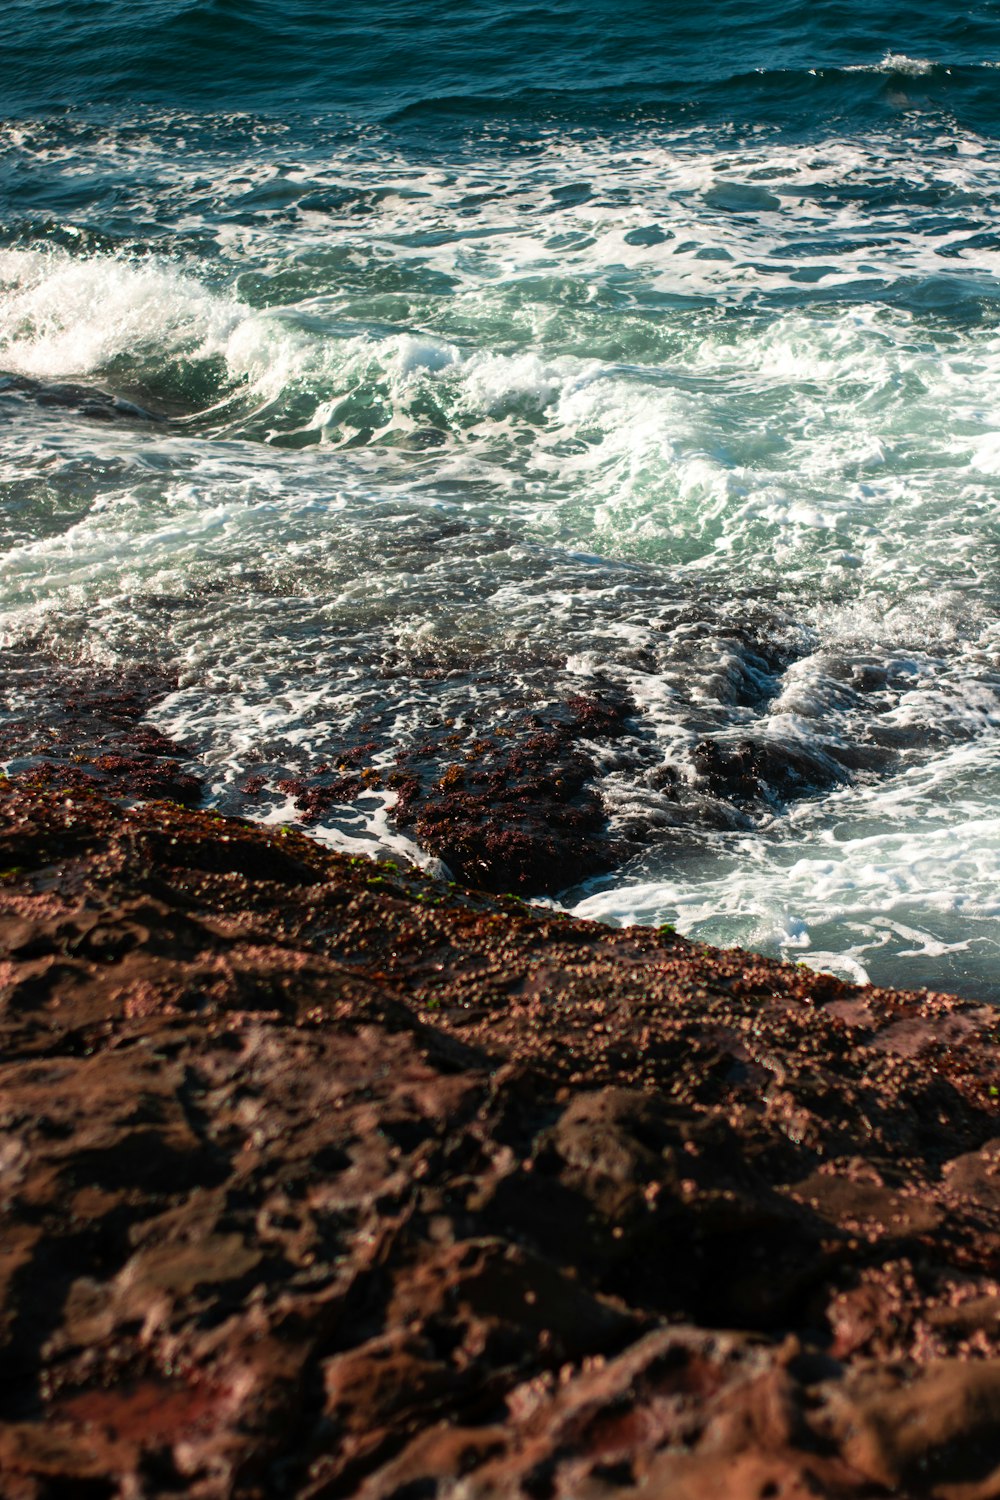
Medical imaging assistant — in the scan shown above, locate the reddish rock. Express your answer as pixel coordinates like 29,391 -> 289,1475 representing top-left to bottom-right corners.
391,689 -> 635,893
0,663 -> 204,809
0,777 -> 998,1497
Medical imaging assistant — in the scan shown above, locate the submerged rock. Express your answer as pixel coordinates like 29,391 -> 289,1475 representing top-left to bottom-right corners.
0,373 -> 167,424
0,778 -> 998,1496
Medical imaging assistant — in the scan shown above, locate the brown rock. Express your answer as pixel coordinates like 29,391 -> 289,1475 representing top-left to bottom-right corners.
819,1360 -> 1000,1496
0,778 -> 998,1496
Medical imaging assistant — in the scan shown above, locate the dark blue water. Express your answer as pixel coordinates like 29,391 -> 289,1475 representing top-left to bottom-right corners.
5,1 -> 1000,996
6,0 -> 1000,129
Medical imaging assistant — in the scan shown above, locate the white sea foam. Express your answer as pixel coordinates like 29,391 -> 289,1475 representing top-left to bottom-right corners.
845,53 -> 937,76
569,740 -> 1000,991
0,248 -> 243,379
5,114 -> 1000,992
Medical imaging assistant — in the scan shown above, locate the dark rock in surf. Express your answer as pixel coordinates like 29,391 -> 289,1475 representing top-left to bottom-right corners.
693,733 -> 851,807
389,688 -> 635,892
0,662 -> 204,806
0,373 -> 166,423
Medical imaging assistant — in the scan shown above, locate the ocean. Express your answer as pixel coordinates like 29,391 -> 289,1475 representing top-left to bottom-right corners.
4,0 -> 1000,996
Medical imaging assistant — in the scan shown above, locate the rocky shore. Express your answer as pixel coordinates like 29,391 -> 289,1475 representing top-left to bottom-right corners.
1,774 -> 1000,1498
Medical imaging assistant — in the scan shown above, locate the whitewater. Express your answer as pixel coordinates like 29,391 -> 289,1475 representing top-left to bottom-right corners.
4,1 -> 1000,996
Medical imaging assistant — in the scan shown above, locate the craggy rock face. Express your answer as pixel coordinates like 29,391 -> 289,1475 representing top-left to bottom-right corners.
0,778 -> 999,1498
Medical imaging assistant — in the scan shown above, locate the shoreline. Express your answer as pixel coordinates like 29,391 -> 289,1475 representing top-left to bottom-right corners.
1,774 -> 998,1496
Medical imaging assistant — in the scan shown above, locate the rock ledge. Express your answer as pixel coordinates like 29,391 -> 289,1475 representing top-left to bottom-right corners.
1,779 -> 998,1499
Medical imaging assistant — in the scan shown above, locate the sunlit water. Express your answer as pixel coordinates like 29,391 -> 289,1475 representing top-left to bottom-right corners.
4,2 -> 1000,995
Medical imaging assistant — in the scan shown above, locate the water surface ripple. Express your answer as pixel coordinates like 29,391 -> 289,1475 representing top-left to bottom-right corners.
4,1 -> 1000,994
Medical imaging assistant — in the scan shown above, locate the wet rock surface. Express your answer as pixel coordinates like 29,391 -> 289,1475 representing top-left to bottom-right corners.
1,778 -> 999,1497
3,599 -> 987,907
0,663 -> 204,808
0,634 -> 912,905
0,374 -> 167,425
2,660 -> 644,895
387,689 -> 636,893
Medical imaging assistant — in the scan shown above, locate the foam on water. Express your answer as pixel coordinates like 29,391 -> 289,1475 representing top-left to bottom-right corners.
4,94 -> 1000,995
5,238 -> 1000,598
0,248 -> 242,381
846,53 -> 937,76
569,738 -> 1000,994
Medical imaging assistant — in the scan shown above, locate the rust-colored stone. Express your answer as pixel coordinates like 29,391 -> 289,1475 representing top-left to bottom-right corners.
0,777 -> 998,1497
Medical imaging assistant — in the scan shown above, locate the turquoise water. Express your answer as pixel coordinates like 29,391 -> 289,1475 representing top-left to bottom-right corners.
4,3 -> 1000,994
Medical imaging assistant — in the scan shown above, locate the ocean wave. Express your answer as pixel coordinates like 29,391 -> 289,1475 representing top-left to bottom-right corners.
4,233 -> 1000,600
0,248 -> 241,383
6,33 -> 1000,994
845,51 -> 937,76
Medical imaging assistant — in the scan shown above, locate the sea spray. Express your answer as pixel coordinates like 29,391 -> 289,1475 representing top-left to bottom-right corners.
4,3 -> 1000,994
